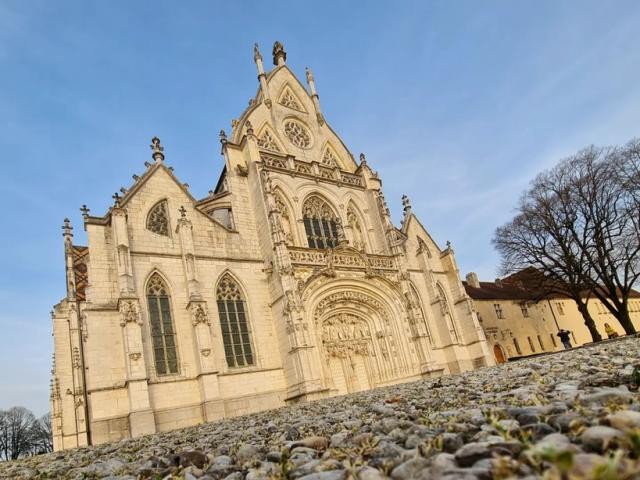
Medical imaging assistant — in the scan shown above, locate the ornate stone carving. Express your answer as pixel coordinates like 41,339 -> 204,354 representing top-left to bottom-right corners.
257,130 -> 281,152
119,300 -> 142,327
129,352 -> 141,361
72,347 -> 80,369
322,147 -> 339,167
147,201 -> 170,236
283,120 -> 312,149
191,304 -> 210,326
322,313 -> 372,358
200,349 -> 211,357
280,87 -> 303,111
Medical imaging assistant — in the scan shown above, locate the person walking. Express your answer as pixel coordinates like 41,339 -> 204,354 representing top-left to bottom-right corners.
557,329 -> 573,349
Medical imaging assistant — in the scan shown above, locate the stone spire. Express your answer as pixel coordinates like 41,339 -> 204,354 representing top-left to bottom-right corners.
62,218 -> 73,249
305,67 -> 325,125
272,41 -> 286,66
150,136 -> 164,162
253,43 -> 272,108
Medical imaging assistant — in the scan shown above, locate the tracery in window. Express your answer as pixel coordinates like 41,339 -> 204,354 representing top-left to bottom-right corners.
410,283 -> 433,344
147,200 -> 170,236
279,86 -> 304,111
216,274 -> 255,368
257,128 -> 281,152
302,195 -> 339,249
283,120 -> 312,149
437,283 -> 459,343
321,146 -> 340,168
146,273 -> 178,375
347,204 -> 366,252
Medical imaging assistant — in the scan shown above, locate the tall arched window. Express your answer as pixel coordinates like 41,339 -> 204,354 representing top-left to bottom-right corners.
302,195 -> 339,249
146,273 -> 178,375
216,274 -> 254,368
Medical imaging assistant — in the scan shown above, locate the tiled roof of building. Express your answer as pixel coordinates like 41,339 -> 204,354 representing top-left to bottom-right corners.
464,267 -> 640,301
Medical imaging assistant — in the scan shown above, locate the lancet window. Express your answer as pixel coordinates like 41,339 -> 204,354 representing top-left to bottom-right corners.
302,195 -> 339,249
146,274 -> 178,375
147,200 -> 169,236
216,274 -> 255,368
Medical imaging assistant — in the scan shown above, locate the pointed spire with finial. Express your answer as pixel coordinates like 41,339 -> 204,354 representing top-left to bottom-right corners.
272,41 -> 286,66
359,153 -> 367,167
305,66 -> 325,125
254,43 -> 272,108
80,205 -> 90,219
245,120 -> 254,137
112,192 -> 121,207
150,136 -> 165,162
219,129 -> 227,145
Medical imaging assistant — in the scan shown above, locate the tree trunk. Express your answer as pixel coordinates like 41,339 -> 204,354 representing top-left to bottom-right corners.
616,301 -> 637,335
574,298 -> 602,342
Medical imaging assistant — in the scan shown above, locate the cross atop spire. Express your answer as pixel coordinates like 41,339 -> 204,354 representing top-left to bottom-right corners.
272,41 -> 286,66
150,136 -> 165,162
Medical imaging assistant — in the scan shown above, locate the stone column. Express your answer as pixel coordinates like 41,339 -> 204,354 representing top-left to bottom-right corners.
176,208 -> 224,420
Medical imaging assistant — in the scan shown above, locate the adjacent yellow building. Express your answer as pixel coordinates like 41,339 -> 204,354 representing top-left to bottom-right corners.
464,272 -> 640,363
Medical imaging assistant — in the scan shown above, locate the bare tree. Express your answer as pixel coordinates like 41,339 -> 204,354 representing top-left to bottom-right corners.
29,414 -> 53,455
0,407 -> 37,460
495,140 -> 640,340
494,156 -> 602,341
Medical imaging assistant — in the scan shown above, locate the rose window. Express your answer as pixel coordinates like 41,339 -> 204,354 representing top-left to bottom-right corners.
283,120 -> 312,149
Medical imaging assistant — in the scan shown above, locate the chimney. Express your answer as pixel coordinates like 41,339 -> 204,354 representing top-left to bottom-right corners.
466,272 -> 480,289
495,278 -> 503,288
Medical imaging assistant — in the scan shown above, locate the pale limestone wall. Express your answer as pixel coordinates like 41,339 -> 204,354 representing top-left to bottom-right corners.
51,46 -> 494,450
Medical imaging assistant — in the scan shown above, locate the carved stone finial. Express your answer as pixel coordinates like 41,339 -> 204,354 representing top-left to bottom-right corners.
446,240 -> 452,250
219,129 -> 227,145
272,41 -> 286,66
402,195 -> 411,213
179,206 -> 187,218
132,174 -> 140,181
245,121 -> 254,136
253,43 -> 262,61
112,192 -> 121,206
144,161 -> 152,168
359,153 -> 367,166
120,187 -> 127,195
62,218 -> 73,237
305,66 -> 314,83
150,136 -> 165,162
80,205 -> 90,218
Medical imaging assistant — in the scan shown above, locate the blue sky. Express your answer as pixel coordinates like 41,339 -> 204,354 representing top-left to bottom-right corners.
1,1 -> 639,415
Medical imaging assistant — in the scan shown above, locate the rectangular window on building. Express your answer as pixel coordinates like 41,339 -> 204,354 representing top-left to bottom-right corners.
537,335 -> 545,351
527,336 -> 536,353
550,333 -> 557,347
494,303 -> 504,319
520,303 -> 529,318
513,338 -> 522,355
556,302 -> 565,315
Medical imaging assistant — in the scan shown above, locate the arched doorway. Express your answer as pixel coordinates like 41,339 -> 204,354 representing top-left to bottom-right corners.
312,288 -> 409,396
493,344 -> 507,364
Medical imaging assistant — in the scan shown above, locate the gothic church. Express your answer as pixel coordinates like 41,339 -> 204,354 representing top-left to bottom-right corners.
51,42 -> 492,450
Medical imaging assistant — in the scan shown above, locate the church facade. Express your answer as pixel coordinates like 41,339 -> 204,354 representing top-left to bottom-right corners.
50,42 -> 492,451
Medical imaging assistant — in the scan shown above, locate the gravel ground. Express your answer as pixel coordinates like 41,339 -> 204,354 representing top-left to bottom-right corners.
2,336 -> 640,480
